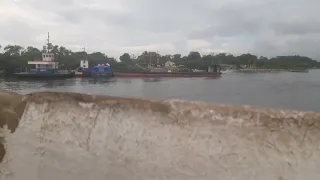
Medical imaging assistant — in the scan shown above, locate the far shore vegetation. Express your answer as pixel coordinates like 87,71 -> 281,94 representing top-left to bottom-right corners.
0,44 -> 319,74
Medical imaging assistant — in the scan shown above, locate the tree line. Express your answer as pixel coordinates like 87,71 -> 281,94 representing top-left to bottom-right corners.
0,44 -> 319,74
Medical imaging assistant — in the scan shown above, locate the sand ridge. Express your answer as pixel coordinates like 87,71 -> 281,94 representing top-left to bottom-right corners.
1,91 -> 320,179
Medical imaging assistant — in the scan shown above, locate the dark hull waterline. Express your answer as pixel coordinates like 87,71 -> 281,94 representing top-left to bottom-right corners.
12,73 -> 75,79
113,72 -> 222,78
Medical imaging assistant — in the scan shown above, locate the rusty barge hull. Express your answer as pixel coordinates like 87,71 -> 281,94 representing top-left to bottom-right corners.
113,72 -> 222,78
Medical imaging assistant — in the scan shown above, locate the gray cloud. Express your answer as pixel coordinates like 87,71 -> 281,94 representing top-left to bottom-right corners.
254,37 -> 320,59
272,20 -> 320,35
0,0 -> 319,60
0,18 -> 43,46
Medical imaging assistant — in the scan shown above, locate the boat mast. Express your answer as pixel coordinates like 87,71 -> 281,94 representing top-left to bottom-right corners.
82,47 -> 87,60
146,52 -> 152,72
149,52 -> 151,68
156,50 -> 159,67
47,32 -> 50,53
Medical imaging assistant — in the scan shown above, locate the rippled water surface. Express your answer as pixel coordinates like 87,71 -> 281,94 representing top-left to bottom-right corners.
1,70 -> 320,112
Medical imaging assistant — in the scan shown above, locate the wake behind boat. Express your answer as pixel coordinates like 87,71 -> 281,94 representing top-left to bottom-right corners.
220,69 -> 234,74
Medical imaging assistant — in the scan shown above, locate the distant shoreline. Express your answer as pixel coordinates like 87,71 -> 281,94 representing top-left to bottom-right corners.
235,68 -> 309,73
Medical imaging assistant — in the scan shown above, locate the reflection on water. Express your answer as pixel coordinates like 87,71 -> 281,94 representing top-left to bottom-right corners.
1,70 -> 320,112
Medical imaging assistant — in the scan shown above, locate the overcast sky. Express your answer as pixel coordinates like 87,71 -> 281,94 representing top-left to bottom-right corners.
1,0 -> 319,60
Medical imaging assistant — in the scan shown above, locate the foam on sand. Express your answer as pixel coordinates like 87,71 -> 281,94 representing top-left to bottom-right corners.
0,91 -> 320,180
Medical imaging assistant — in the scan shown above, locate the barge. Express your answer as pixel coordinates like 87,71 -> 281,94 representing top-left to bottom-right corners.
113,65 -> 221,78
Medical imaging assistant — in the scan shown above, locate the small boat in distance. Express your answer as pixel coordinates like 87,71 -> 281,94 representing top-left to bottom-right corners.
13,33 -> 74,79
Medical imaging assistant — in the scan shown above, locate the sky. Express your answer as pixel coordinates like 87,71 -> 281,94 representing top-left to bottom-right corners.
0,0 -> 320,60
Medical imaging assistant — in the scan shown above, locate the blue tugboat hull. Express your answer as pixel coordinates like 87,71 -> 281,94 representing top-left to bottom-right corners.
13,72 -> 75,79
90,63 -> 113,78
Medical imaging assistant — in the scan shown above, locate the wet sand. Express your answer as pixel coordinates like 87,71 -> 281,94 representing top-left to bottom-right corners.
0,91 -> 25,163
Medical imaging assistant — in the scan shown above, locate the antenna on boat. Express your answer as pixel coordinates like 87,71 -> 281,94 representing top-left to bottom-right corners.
47,32 -> 50,44
82,47 -> 87,60
149,52 -> 152,68
47,32 -> 50,53
156,50 -> 159,67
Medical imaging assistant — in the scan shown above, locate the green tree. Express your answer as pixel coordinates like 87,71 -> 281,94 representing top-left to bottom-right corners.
173,54 -> 181,61
0,43 -> 319,74
187,51 -> 201,60
119,53 -> 132,64
4,45 -> 24,56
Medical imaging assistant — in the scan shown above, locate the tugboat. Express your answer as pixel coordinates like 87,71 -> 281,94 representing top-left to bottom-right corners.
13,32 -> 75,79
74,48 -> 91,77
74,60 -> 91,77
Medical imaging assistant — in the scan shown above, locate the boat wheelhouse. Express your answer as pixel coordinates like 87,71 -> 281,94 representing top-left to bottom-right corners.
27,52 -> 58,73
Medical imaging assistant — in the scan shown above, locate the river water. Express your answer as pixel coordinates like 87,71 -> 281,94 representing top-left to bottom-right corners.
1,70 -> 320,112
